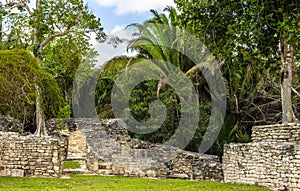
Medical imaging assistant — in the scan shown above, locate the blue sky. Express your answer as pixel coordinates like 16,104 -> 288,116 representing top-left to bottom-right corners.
85,0 -> 175,33
83,0 -> 176,66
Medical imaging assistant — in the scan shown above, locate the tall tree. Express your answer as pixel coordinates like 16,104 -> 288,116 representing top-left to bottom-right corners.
41,34 -> 98,108
1,0 -> 105,135
175,0 -> 299,124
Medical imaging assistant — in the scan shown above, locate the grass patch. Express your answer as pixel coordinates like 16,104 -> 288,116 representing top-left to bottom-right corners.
0,175 -> 272,191
63,161 -> 81,169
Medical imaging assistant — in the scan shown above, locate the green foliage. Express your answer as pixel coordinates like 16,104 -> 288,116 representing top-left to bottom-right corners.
120,8 -> 216,151
0,0 -> 105,118
41,35 -> 98,107
175,0 -> 300,146
128,7 -> 196,74
128,79 -> 181,144
57,105 -> 71,118
0,49 -> 63,131
186,103 -> 211,152
95,56 -> 143,118
175,0 -> 300,59
94,8 -> 221,153
0,0 -> 106,54
95,54 -> 213,152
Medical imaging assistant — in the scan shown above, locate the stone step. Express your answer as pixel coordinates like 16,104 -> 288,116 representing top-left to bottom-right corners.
168,173 -> 189,179
66,156 -> 86,160
63,169 -> 90,174
97,169 -> 113,175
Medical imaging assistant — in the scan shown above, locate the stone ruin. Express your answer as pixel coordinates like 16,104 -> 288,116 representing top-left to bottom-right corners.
0,116 -> 68,177
0,115 -> 23,133
0,131 -> 67,177
3,115 -> 300,190
0,117 -> 223,181
223,123 -> 300,191
48,118 -> 223,181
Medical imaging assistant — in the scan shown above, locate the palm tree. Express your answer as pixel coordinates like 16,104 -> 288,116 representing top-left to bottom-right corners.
125,6 -> 228,153
127,6 -> 214,98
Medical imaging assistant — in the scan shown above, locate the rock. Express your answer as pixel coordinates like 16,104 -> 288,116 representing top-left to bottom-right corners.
0,116 -> 23,133
0,135 -> 66,178
169,173 -> 189,179
69,118 -> 223,181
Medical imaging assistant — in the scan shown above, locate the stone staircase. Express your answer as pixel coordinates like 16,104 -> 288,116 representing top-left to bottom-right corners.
72,118 -> 223,181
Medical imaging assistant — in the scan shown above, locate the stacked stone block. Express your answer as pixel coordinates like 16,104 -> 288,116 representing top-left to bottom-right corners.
0,135 -> 67,177
223,123 -> 300,191
252,123 -> 300,143
72,118 -> 223,181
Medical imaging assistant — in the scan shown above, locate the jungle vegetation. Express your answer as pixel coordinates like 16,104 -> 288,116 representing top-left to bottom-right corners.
0,0 -> 299,156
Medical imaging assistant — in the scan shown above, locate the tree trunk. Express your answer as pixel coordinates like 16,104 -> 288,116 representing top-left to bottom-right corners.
0,13 -> 2,44
281,41 -> 298,124
34,82 -> 47,136
33,0 -> 47,136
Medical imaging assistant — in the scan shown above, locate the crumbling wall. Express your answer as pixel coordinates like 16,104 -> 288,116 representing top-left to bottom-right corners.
252,123 -> 300,143
72,118 -> 223,181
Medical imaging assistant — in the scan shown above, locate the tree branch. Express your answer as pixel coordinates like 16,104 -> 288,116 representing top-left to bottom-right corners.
292,87 -> 300,97
38,29 -> 70,55
1,2 -> 32,15
37,0 -> 83,55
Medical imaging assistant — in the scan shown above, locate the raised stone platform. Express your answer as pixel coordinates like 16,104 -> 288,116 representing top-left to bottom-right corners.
223,123 -> 300,191
252,123 -> 300,143
78,118 -> 222,181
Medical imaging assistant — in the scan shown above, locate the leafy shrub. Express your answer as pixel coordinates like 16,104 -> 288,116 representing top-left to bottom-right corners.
57,105 -> 71,118
0,49 -> 63,132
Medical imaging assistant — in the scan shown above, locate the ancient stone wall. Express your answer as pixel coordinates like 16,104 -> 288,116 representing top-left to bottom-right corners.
223,123 -> 300,191
252,123 -> 300,143
0,134 -> 67,177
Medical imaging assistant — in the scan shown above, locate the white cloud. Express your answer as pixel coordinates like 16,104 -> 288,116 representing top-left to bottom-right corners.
95,0 -> 175,15
110,25 -> 125,34
92,25 -> 138,66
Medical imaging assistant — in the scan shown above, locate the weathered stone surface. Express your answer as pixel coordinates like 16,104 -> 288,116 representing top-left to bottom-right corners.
67,129 -> 87,159
46,118 -> 77,135
0,116 -> 23,133
223,124 -> 300,191
69,118 -> 223,181
0,117 -> 221,180
252,123 -> 300,143
2,169 -> 24,177
0,134 -> 67,177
